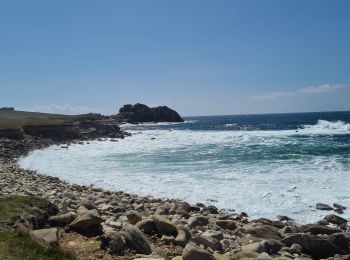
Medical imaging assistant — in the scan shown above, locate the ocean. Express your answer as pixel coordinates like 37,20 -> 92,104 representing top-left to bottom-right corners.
19,111 -> 350,223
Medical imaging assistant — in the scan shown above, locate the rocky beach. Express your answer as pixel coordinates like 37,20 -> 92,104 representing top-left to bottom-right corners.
0,106 -> 350,259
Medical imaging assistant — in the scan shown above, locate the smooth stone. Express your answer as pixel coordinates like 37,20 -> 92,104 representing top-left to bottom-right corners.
188,216 -> 209,228
124,224 -> 152,255
182,242 -> 215,260
216,220 -> 237,230
324,214 -> 348,226
126,210 -> 142,225
30,228 -> 59,248
152,215 -> 177,234
316,203 -> 333,211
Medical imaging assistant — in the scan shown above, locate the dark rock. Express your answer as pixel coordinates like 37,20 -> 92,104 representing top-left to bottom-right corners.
301,224 -> 342,235
261,239 -> 284,254
216,220 -> 236,230
243,223 -> 281,240
281,233 -> 345,258
328,233 -> 350,253
316,203 -> 333,210
324,214 -> 348,226
136,219 -> 157,235
116,103 -> 184,123
152,214 -> 177,234
192,235 -> 222,251
188,216 -> 209,228
334,203 -> 347,210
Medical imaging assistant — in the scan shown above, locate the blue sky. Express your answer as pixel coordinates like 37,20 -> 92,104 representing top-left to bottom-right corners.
1,0 -> 350,116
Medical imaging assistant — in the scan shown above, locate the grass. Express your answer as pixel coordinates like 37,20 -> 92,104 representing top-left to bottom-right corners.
0,196 -> 76,260
0,230 -> 76,260
0,110 -> 100,129
0,196 -> 46,223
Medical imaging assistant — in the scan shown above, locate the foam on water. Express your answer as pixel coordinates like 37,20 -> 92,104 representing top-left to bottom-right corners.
19,119 -> 350,223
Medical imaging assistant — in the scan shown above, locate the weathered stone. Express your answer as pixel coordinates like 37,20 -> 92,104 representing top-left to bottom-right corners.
188,216 -> 209,228
216,220 -> 236,230
127,210 -> 142,225
230,251 -> 260,259
281,233 -> 345,258
301,224 -> 342,235
124,224 -> 152,255
49,212 -> 76,227
175,225 -> 191,246
192,235 -> 222,251
289,243 -> 302,255
241,242 -> 265,253
69,206 -> 103,233
153,215 -> 177,234
182,242 -> 214,260
324,214 -> 348,226
316,203 -> 333,210
243,223 -> 281,240
136,219 -> 157,235
30,228 -> 58,248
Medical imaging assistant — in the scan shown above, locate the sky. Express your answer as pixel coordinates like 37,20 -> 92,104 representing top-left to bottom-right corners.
1,0 -> 350,116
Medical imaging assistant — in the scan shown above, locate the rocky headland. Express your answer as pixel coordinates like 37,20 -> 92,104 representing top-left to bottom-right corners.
0,106 -> 349,260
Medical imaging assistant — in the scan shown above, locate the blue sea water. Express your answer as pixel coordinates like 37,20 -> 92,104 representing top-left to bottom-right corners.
20,111 -> 350,223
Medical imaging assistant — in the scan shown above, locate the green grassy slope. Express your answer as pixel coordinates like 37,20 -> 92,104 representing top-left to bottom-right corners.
0,110 -> 99,129
0,196 -> 76,260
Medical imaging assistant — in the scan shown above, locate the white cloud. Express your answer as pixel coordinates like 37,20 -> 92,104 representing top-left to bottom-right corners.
251,84 -> 347,100
19,103 -> 96,115
299,84 -> 345,94
251,91 -> 295,100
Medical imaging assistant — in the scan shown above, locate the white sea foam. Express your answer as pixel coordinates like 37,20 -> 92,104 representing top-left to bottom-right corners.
301,120 -> 350,133
19,120 -> 350,223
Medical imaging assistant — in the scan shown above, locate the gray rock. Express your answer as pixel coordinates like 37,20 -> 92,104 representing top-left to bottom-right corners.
152,215 -> 177,234
30,228 -> 58,248
243,223 -> 281,240
182,242 -> 215,260
192,235 -> 222,251
124,224 -> 152,255
289,243 -> 302,255
188,216 -> 209,228
175,225 -> 191,246
127,210 -> 142,225
69,206 -> 102,233
49,212 -> 76,227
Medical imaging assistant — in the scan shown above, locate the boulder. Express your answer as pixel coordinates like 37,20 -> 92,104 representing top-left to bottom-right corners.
30,228 -> 58,249
216,220 -> 236,230
188,216 -> 209,228
175,225 -> 191,246
136,219 -> 158,235
300,224 -> 342,235
49,212 -> 77,227
152,215 -> 177,234
192,235 -> 222,251
116,103 -> 184,123
182,242 -> 215,260
69,206 -> 103,234
324,214 -> 348,226
127,210 -> 142,225
316,203 -> 333,210
243,223 -> 281,240
124,224 -> 152,255
100,231 -> 127,255
281,233 -> 345,258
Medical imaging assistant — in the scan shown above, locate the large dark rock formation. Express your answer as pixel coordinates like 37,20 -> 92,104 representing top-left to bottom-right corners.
115,103 -> 184,123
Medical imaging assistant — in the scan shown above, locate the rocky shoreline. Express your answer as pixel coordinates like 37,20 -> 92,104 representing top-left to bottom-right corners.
1,134 -> 350,260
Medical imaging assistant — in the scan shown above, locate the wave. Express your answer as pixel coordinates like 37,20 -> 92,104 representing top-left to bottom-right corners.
120,120 -> 196,128
300,120 -> 350,133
